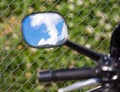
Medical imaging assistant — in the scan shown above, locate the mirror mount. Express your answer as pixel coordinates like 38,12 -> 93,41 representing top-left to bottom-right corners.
65,40 -> 103,62
110,23 -> 120,58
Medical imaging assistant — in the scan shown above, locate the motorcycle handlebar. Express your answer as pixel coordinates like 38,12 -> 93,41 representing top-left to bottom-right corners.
38,68 -> 98,82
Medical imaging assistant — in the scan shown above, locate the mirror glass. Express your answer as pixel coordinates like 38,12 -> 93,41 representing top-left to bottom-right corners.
22,12 -> 68,48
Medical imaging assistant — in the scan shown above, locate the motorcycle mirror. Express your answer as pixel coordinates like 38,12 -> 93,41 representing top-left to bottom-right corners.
22,12 -> 68,48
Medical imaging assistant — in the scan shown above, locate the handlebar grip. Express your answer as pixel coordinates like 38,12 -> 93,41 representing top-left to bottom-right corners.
38,68 -> 98,82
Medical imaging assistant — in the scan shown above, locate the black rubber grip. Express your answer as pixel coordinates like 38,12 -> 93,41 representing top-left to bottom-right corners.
38,68 -> 98,82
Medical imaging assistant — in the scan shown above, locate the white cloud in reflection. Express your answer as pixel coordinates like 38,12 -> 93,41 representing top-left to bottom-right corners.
30,13 -> 68,46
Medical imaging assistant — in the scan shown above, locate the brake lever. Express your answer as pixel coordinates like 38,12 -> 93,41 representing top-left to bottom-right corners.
58,78 -> 100,92
86,86 -> 101,92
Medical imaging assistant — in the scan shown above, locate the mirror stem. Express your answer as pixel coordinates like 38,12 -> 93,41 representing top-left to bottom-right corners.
65,40 -> 103,62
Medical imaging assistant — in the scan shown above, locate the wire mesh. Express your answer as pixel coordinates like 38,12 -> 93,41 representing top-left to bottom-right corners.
0,0 -> 120,92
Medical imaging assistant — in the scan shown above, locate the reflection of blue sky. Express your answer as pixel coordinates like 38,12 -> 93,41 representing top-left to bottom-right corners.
56,20 -> 64,37
22,13 -> 67,47
23,16 -> 50,46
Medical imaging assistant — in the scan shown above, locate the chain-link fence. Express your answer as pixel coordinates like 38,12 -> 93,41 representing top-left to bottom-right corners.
0,0 -> 120,92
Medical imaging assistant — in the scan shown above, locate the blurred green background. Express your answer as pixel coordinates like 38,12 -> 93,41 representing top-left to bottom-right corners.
0,0 -> 120,92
